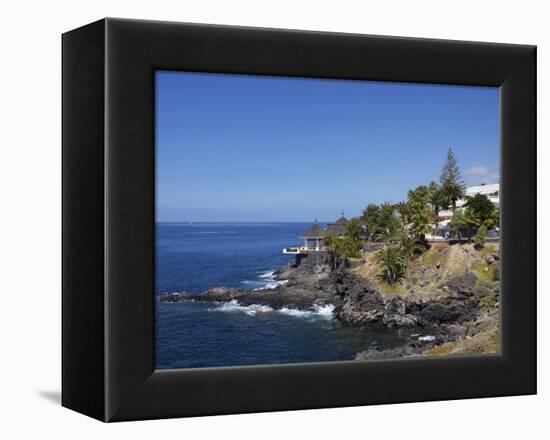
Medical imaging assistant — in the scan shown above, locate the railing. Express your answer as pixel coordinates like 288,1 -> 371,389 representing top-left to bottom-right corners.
283,245 -> 328,254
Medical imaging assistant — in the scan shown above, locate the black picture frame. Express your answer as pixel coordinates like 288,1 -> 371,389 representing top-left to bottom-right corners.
62,18 -> 536,422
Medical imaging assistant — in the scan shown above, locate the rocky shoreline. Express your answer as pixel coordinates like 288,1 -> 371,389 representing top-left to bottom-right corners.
159,245 -> 500,360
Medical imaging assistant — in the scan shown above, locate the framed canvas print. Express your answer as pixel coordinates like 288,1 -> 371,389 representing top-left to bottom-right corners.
62,18 -> 536,422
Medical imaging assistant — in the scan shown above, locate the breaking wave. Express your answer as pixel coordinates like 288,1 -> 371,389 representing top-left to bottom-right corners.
242,269 -> 288,291
209,300 -> 335,319
211,300 -> 274,316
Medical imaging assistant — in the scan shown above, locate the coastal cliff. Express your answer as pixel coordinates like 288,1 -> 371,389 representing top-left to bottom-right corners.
159,242 -> 500,359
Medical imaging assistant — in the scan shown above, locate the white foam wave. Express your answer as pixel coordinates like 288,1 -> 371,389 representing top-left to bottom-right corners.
278,307 -> 314,317
258,270 -> 276,279
278,303 -> 335,319
211,299 -> 274,316
210,299 -> 335,319
312,302 -> 336,317
254,280 -> 288,291
241,269 -> 288,290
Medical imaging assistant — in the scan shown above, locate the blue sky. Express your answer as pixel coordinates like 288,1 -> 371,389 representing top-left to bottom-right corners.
156,71 -> 499,222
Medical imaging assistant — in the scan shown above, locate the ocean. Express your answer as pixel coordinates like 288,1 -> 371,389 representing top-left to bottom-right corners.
155,222 -> 409,369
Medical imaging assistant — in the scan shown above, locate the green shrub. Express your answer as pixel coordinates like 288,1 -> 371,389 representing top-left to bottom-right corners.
449,210 -> 465,237
376,246 -> 407,285
325,234 -> 362,259
475,225 -> 487,248
465,194 -> 497,229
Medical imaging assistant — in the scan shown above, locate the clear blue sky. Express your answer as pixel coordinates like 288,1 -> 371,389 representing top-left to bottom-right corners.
156,71 -> 499,222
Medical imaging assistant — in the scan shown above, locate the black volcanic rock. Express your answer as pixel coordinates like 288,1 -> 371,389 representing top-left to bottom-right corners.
326,269 -> 386,326
159,285 -> 339,311
444,272 -> 477,298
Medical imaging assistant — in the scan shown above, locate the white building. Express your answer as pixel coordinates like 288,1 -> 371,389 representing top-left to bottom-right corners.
439,182 -> 499,220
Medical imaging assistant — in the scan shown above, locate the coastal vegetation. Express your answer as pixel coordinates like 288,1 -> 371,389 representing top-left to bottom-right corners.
330,148 -> 499,286
475,225 -> 487,248
324,233 -> 362,259
375,246 -> 407,285
448,193 -> 498,240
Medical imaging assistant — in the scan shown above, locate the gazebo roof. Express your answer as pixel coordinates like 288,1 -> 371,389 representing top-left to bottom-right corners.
301,223 -> 326,238
326,214 -> 349,236
333,215 -> 349,225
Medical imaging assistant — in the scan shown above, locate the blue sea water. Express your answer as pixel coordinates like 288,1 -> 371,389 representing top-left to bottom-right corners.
155,222 -> 410,369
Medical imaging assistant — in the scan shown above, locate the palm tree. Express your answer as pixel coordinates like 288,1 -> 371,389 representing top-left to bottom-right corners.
374,218 -> 402,242
409,208 -> 432,237
397,232 -> 424,260
379,202 -> 395,228
407,185 -> 430,207
376,246 -> 407,285
442,181 -> 465,211
395,201 -> 410,226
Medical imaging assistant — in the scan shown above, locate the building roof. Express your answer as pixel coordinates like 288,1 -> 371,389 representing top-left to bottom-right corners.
301,223 -> 326,238
466,183 -> 499,196
326,214 -> 349,236
333,216 -> 349,225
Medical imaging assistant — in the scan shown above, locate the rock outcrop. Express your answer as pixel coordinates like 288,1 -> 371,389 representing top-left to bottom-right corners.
159,266 -> 480,329
160,285 -> 339,311
159,244 -> 496,360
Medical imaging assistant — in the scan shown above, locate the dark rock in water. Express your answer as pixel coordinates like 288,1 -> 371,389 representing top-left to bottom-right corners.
329,269 -> 386,326
189,287 -> 249,302
158,288 -> 248,304
159,284 -> 340,312
157,293 -> 189,303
